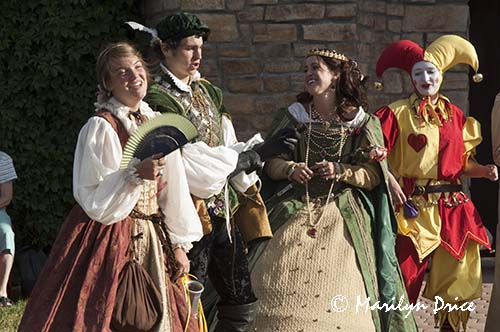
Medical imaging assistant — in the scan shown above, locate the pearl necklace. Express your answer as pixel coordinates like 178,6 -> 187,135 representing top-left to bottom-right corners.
304,103 -> 348,238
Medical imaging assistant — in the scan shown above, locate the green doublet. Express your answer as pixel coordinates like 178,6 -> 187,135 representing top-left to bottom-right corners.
147,73 -> 240,218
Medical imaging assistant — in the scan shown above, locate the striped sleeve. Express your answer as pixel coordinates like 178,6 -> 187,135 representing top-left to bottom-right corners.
0,152 -> 17,183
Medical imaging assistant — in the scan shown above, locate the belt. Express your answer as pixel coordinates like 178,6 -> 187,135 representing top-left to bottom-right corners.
412,184 -> 462,196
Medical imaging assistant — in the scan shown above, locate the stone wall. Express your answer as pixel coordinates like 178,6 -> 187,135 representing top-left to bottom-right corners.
141,0 -> 470,139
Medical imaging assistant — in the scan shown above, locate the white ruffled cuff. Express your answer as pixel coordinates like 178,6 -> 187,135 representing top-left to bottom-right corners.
172,242 -> 193,253
125,158 -> 144,186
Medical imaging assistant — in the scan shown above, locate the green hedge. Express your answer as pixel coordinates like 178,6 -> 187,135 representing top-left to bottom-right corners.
0,0 -> 139,251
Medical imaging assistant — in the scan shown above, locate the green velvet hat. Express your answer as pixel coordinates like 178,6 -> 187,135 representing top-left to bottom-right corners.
156,12 -> 210,42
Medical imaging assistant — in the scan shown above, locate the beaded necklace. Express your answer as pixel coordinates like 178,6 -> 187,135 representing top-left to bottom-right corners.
304,103 -> 348,238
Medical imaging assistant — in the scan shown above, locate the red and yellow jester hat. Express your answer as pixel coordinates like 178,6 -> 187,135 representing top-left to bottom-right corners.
375,34 -> 482,90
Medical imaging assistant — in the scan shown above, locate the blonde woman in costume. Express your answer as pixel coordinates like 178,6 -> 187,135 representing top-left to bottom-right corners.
251,49 -> 417,332
18,42 -> 203,332
374,35 -> 498,332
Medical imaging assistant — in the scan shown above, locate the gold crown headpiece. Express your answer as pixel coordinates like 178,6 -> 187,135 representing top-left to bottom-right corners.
307,48 -> 349,62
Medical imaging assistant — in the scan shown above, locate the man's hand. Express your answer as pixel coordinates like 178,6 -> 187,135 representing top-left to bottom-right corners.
254,127 -> 300,161
230,150 -> 263,178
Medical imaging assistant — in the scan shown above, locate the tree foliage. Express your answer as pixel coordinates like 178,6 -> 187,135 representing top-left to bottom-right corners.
0,0 -> 139,251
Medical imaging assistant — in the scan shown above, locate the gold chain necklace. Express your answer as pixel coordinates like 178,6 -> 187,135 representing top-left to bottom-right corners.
304,103 -> 348,238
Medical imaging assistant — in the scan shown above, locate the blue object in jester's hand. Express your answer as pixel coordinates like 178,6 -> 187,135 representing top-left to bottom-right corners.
403,200 -> 419,218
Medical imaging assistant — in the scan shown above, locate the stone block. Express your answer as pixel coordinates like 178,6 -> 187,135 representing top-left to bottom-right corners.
143,0 -> 179,15
264,75 -> 290,92
388,19 -> 402,33
237,7 -> 264,22
253,97 -> 276,115
443,90 -> 469,113
367,93 -> 394,111
303,23 -> 356,42
402,75 -> 414,94
203,76 -> 222,87
199,60 -> 218,77
197,14 -> 239,42
360,1 -> 386,14
253,24 -> 297,42
441,72 -> 469,90
359,29 -> 374,43
181,0 -> 225,10
293,43 -> 329,57
293,42 -> 357,58
255,43 -> 292,58
231,114 -> 251,135
325,3 -> 357,18
247,0 -> 277,4
227,77 -> 262,93
403,5 -> 468,32
374,15 -> 386,31
202,45 -> 216,59
401,33 -> 424,45
306,0 -> 348,2
222,59 -> 261,75
290,72 -> 306,93
265,4 -> 325,21
239,24 -> 253,43
358,12 -> 375,27
251,114 -> 275,132
264,60 -> 301,74
218,46 -> 251,58
358,43 -> 372,59
380,70 -> 403,94
226,0 -> 245,11
223,94 -> 255,114
447,64 -> 469,73
387,4 -> 404,16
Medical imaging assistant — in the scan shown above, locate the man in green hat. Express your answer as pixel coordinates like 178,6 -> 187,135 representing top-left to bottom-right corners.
140,11 -> 298,332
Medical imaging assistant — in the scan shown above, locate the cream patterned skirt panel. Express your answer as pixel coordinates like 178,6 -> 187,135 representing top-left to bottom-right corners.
251,201 -> 375,332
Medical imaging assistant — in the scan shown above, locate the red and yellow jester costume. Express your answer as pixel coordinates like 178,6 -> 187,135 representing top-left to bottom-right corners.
374,36 -> 491,332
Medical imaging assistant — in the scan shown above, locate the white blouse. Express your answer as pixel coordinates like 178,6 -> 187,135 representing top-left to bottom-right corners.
73,97 -> 202,249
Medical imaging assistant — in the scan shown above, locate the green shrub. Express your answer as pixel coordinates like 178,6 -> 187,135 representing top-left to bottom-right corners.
0,0 -> 139,251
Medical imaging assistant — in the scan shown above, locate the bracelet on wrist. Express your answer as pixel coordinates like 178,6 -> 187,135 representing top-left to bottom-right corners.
287,163 -> 297,180
172,244 -> 186,253
333,162 -> 342,181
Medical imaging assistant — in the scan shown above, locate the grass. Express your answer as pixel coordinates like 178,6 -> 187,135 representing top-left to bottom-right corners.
0,299 -> 26,332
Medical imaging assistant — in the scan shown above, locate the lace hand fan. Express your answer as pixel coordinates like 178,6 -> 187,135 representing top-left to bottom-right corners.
120,113 -> 198,169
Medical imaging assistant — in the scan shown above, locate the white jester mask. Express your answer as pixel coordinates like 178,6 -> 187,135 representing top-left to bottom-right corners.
411,61 -> 442,98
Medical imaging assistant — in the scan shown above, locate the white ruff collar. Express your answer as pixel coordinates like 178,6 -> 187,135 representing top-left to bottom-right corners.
94,97 -> 156,135
160,63 -> 201,94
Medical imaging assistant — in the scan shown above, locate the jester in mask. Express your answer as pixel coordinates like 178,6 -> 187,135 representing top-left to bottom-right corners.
374,35 -> 498,332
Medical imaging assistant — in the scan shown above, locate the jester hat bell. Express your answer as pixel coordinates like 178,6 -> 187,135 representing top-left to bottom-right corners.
375,35 -> 482,89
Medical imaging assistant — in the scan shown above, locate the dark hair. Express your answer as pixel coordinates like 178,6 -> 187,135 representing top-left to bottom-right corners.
297,55 -> 369,116
148,33 -> 205,65
96,42 -> 149,92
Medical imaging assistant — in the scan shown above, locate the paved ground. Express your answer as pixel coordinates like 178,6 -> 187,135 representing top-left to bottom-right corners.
414,258 -> 495,332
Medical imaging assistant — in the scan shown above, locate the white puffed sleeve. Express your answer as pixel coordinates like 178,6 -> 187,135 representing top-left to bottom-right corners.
221,115 -> 262,192
181,141 -> 238,198
158,149 -> 202,250
73,117 -> 142,225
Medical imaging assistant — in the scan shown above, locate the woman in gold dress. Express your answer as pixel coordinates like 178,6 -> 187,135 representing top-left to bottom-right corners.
251,49 -> 417,332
